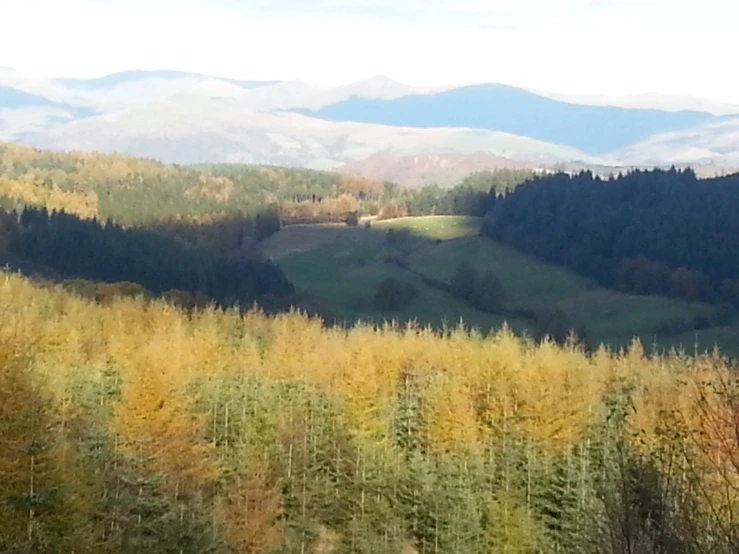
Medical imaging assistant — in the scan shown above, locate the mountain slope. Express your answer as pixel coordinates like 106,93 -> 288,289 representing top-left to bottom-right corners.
0,88 -> 94,139
302,84 -> 721,153
336,152 -> 541,187
533,89 -> 739,116
0,107 -> 84,144
22,95 -> 615,168
614,117 -> 739,166
0,67 -> 94,106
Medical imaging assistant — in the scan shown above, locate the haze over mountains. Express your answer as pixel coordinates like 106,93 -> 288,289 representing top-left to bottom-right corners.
2,67 -> 739,183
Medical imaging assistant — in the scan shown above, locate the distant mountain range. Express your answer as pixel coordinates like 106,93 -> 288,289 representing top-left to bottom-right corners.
2,67 -> 739,184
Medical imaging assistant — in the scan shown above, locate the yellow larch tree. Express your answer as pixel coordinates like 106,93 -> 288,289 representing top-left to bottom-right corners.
421,370 -> 479,458
0,327 -> 96,551
219,447 -> 283,554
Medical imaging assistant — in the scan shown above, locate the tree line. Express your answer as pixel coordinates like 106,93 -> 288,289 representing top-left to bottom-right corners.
0,206 -> 294,308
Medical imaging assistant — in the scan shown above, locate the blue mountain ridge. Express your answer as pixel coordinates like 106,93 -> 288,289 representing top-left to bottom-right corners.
298,84 -> 729,154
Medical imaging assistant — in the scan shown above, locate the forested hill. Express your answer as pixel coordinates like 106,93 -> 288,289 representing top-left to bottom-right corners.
0,143 -> 312,309
481,168 -> 739,304
0,206 -> 294,308
0,141 -> 536,227
0,142 -> 352,225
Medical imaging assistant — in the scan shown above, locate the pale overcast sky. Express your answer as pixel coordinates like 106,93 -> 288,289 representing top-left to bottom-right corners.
1,0 -> 736,101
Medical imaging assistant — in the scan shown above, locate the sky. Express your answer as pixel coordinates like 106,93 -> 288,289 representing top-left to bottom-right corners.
1,0 -> 737,102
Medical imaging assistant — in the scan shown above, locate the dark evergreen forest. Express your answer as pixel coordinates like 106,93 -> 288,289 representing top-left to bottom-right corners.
481,168 -> 739,304
0,206 -> 294,307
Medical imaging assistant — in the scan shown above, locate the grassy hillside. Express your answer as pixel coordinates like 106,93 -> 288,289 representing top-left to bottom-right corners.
264,215 -> 737,356
264,219 -> 527,333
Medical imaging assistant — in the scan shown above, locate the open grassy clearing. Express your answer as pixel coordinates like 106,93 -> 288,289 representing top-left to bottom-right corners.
372,215 -> 482,240
265,216 -> 737,356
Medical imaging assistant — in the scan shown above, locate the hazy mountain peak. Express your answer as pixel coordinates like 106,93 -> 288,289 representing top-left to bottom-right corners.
338,74 -> 415,97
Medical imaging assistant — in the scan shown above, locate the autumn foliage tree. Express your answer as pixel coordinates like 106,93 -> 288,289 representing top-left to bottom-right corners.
0,270 -> 736,553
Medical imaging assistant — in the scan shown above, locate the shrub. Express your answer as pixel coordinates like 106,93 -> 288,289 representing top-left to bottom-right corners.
377,201 -> 407,220
692,314 -> 711,331
160,289 -> 197,310
386,228 -> 413,255
533,306 -> 573,344
374,278 -> 419,312
95,281 -> 151,303
345,212 -> 359,227
450,262 -> 478,300
61,278 -> 98,299
255,206 -> 281,241
470,271 -> 505,313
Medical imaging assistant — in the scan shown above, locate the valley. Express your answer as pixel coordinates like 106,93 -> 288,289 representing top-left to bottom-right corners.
1,141 -> 736,358
265,215 -> 733,356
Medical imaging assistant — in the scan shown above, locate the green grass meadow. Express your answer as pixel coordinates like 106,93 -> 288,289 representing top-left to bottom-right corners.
263,216 -> 736,357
